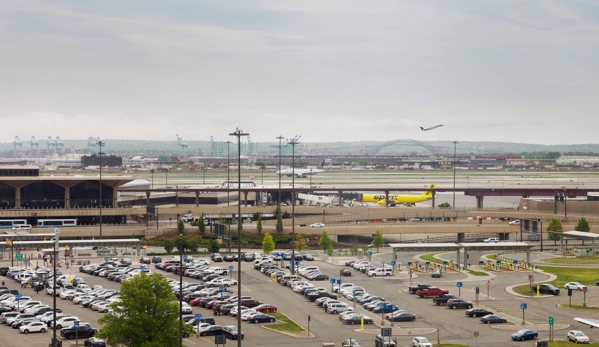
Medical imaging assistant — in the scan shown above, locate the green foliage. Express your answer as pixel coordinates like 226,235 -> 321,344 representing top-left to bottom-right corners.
358,159 -> 369,166
174,235 -> 188,253
255,161 -> 266,168
352,244 -> 358,256
207,235 -> 220,253
177,218 -> 186,235
282,211 -> 291,219
295,234 -> 307,253
187,237 -> 200,253
276,212 -> 283,234
372,230 -> 384,252
575,218 -> 591,232
360,244 -> 369,254
256,213 -> 263,234
318,231 -> 333,255
198,214 -> 206,235
96,273 -> 191,347
547,218 -> 563,243
438,202 -> 451,208
163,239 -> 175,254
262,232 -> 275,254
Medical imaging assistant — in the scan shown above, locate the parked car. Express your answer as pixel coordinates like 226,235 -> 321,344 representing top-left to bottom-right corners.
511,329 -> 538,341
446,299 -> 473,309
564,282 -> 587,291
538,284 -> 560,295
375,335 -> 398,347
480,315 -> 507,324
310,223 -> 325,228
249,313 -> 275,323
341,268 -> 352,276
412,337 -> 432,347
342,313 -> 373,325
84,337 -> 107,347
388,312 -> 415,322
222,325 -> 244,340
465,308 -> 493,317
19,321 -> 47,333
341,339 -> 362,347
431,269 -> 441,278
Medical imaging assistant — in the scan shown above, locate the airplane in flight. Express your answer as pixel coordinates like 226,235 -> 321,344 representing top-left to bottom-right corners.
276,160 -> 326,178
354,184 -> 436,206
420,124 -> 443,131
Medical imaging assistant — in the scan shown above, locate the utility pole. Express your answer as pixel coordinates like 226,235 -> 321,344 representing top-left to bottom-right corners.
276,135 -> 284,211
288,136 -> 301,275
452,141 -> 458,210
97,141 -> 104,240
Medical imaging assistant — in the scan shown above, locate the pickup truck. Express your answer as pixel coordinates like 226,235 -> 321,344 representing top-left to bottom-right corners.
432,294 -> 459,305
60,325 -> 98,340
447,298 -> 473,309
416,287 -> 449,298
408,284 -> 431,294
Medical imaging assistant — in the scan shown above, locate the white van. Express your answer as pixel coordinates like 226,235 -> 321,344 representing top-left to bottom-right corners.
12,224 -> 32,230
368,268 -> 393,277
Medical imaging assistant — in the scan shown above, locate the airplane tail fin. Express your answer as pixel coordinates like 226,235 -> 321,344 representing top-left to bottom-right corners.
423,184 -> 436,197
318,160 -> 325,169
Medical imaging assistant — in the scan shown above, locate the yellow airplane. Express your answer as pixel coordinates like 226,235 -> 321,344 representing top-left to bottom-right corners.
356,184 -> 436,206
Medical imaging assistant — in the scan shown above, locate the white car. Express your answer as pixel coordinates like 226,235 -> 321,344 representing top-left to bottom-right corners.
73,295 -> 95,304
206,278 -> 238,288
310,223 -> 325,228
509,219 -> 521,225
55,316 -> 79,330
241,311 -> 261,321
60,290 -> 77,300
181,302 -> 192,314
483,237 -> 499,243
20,321 -> 47,333
564,282 -> 587,291
412,337 -> 433,347
567,330 -> 589,344
192,323 -> 212,332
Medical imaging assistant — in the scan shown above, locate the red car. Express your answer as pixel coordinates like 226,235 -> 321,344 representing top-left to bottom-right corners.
254,304 -> 277,313
190,297 -> 203,306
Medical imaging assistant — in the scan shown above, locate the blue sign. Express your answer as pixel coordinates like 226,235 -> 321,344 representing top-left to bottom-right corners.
104,257 -> 109,262
55,269 -> 60,274
275,253 -> 280,257
337,279 -> 342,285
140,265 -> 146,270
23,260 -> 29,265
457,282 -> 463,288
200,282 -> 204,286
520,303 -> 527,310
330,279 -> 335,284
54,228 -> 60,234
74,322 -> 79,328
228,266 -> 234,271
367,251 -> 373,256
218,286 -> 225,292
183,255 -> 188,261
15,295 -> 22,300
195,314 -> 202,320
391,261 -> 396,266
295,261 -> 300,266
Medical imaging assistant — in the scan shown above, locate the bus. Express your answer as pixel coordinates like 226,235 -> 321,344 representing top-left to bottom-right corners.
37,219 -> 77,227
0,219 -> 28,228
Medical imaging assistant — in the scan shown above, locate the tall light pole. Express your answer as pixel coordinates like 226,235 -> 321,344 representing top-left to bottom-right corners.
276,135 -> 284,211
97,141 -> 104,240
150,169 -> 154,189
52,229 -> 59,347
227,141 -> 232,206
166,170 -> 168,188
229,128 -> 248,347
452,141 -> 458,210
288,135 -> 301,275
203,165 -> 206,184
178,234 -> 183,347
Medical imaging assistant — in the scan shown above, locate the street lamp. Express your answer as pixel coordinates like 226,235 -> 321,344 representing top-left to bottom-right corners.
229,127 -> 248,347
178,234 -> 183,347
310,169 -> 313,188
288,135 -> 301,275
203,165 -> 206,184
276,135 -> 284,211
97,140 -> 104,240
150,169 -> 154,189
452,141 -> 458,210
166,170 -> 168,188
52,231 -> 59,347
227,141 -> 232,206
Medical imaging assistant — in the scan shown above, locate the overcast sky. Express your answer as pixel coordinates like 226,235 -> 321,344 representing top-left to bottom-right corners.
1,1 -> 598,145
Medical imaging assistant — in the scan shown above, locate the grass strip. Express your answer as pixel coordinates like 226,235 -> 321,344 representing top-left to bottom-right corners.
466,269 -> 488,276
265,312 -> 306,333
419,253 -> 444,265
541,341 -> 599,347
537,266 -> 598,287
560,304 -> 599,310
543,257 -> 599,265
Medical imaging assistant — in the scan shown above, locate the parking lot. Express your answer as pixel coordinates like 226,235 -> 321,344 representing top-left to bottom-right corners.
2,249 -> 599,347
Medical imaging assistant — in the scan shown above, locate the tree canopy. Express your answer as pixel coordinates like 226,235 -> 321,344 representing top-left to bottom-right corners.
546,218 -> 563,244
198,214 -> 206,235
276,211 -> 283,234
318,231 -> 333,255
177,218 -> 186,235
256,213 -> 263,234
262,232 -> 275,254
575,218 -> 591,232
372,230 -> 385,252
295,234 -> 307,253
96,273 -> 193,347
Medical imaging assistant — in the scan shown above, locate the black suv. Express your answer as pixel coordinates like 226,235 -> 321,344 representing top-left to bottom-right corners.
447,299 -> 473,309
151,256 -> 162,263
539,284 -> 560,295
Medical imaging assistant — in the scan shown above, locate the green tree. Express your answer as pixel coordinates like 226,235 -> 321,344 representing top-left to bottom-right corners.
163,239 -> 175,254
575,217 -> 591,245
276,211 -> 283,234
546,218 -> 563,245
187,237 -> 200,253
255,161 -> 266,168
352,244 -> 358,256
96,273 -> 192,347
438,202 -> 451,209
174,235 -> 188,253
360,244 -> 369,254
262,232 -> 275,254
372,230 -> 384,252
256,213 -> 263,234
177,218 -> 186,235
295,234 -> 307,253
198,214 -> 206,235
318,231 -> 333,255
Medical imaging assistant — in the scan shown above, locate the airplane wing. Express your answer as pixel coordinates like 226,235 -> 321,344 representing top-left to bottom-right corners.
574,317 -> 599,328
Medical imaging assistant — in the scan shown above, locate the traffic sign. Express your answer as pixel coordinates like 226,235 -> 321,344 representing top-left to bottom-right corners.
330,279 -> 335,284
183,255 -> 188,261
74,322 -> 79,328
337,279 -> 342,284
104,257 -> 109,262
55,228 -> 60,234
15,294 -> 22,300
23,260 -> 29,265
218,286 -> 225,292
457,282 -> 463,288
520,303 -> 527,310
548,316 -> 554,326
473,331 -> 480,338
367,251 -> 373,256
391,261 -> 396,266
583,287 -> 588,293
486,281 -> 490,287
15,253 -> 23,260
55,269 -> 60,274
195,314 -> 202,320
295,261 -> 300,266
140,265 -> 145,270
228,266 -> 234,272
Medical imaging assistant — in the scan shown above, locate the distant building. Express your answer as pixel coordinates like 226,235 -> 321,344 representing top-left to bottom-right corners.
81,154 -> 123,167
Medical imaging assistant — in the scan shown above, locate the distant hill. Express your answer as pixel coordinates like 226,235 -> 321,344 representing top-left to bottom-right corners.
1,139 -> 598,157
